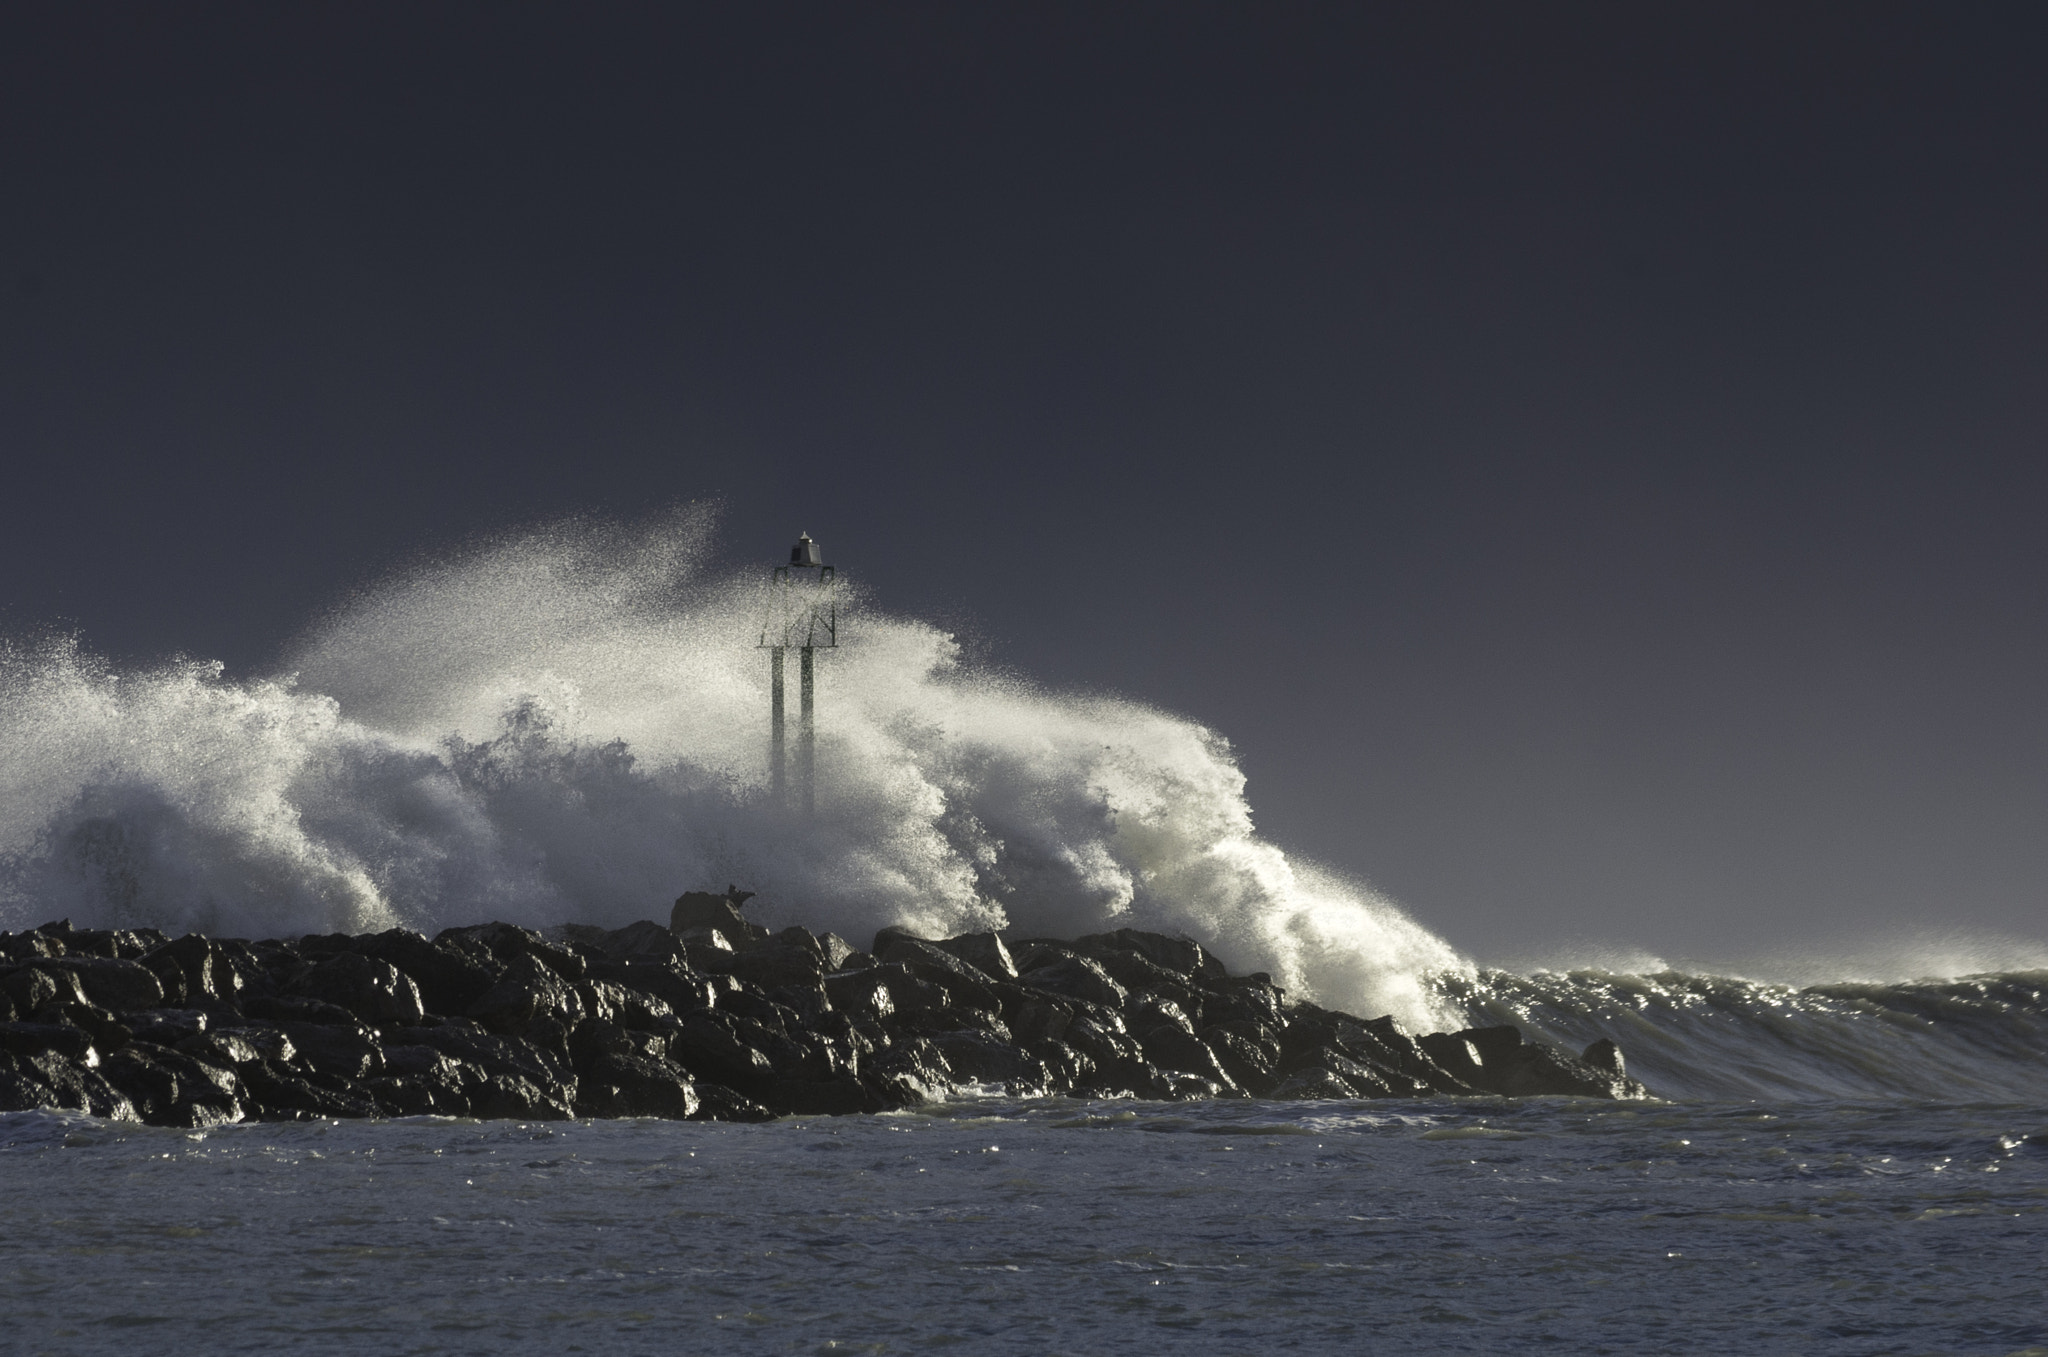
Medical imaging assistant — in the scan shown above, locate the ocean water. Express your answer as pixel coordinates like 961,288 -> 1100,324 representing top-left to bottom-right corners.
5,509 -> 2048,1351
5,1095 -> 2046,1356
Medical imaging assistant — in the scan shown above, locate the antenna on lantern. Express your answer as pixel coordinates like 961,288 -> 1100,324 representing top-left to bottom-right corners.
758,532 -> 838,814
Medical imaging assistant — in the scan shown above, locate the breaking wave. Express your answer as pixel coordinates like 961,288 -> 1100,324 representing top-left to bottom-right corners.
0,507 -> 1464,1030
6,504 -> 2046,1099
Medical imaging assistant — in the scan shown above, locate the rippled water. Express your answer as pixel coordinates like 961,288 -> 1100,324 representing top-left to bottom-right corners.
5,1097 -> 2045,1355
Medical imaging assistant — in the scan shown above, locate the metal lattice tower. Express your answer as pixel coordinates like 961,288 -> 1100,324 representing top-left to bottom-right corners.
758,532 -> 838,814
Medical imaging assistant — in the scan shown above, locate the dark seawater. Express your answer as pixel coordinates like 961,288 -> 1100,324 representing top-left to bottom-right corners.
5,1095 -> 2046,1356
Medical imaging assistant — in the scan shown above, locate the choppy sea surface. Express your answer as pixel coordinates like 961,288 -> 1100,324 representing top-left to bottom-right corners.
5,1095 -> 2046,1356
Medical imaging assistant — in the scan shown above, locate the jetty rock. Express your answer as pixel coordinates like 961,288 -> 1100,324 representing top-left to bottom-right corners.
0,909 -> 1648,1125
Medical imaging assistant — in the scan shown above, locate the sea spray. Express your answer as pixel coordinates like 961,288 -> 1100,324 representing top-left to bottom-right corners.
0,508 -> 1469,1031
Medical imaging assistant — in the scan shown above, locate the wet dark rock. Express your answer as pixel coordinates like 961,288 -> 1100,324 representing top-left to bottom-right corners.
726,940 -> 825,991
1582,1038 -> 1625,1077
1019,955 -> 1128,1009
127,1009 -> 210,1047
36,1001 -> 131,1054
873,936 -> 1005,1013
823,967 -> 897,1022
245,994 -> 360,1026
0,1049 -> 136,1120
467,953 -> 584,1035
0,910 -> 1652,1121
926,1030 -> 1044,1089
931,931 -> 1019,981
354,929 -> 502,1014
576,1050 -> 700,1118
140,935 -> 240,1008
288,951 -> 425,1028
1,930 -> 65,962
1271,1067 -> 1363,1100
1136,1024 -> 1238,1090
106,1044 -> 242,1125
239,1060 -> 378,1119
1,963 -> 86,1015
280,1020 -> 384,1081
1203,1022 -> 1283,1095
1076,928 -> 1229,982
689,1081 -> 775,1122
0,1020 -> 97,1062
671,889 -> 769,946
40,956 -> 164,1012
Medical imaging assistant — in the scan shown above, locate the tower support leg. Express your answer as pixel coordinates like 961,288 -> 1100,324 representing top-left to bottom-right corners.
770,645 -> 786,806
799,643 -> 816,817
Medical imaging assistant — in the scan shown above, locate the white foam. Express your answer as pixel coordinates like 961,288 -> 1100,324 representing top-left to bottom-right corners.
0,508 -> 1468,1029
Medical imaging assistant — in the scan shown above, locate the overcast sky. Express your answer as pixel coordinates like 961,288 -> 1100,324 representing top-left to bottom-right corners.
4,4 -> 2045,962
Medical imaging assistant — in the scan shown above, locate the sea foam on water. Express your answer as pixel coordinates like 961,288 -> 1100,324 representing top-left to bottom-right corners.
0,507 -> 1469,1032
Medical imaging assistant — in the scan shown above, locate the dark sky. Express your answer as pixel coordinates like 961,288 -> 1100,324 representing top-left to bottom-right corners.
5,3 -> 2045,962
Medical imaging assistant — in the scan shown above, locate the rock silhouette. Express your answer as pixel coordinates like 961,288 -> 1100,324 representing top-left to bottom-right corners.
0,902 -> 1647,1125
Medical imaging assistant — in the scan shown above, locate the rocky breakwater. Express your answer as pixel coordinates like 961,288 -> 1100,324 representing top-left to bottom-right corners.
0,893 -> 1646,1126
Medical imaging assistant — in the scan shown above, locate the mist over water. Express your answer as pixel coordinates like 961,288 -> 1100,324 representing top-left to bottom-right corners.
0,508 -> 1464,1030
4,507 -> 2045,1098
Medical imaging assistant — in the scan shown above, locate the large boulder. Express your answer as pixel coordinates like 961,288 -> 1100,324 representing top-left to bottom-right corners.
279,1020 -> 385,1081
467,954 -> 585,1035
139,935 -> 240,1008
1019,956 -> 1128,1010
44,957 -> 163,1012
288,952 -> 425,1028
576,1050 -> 699,1118
1074,928 -> 1227,982
930,932 -> 1019,981
354,929 -> 502,1015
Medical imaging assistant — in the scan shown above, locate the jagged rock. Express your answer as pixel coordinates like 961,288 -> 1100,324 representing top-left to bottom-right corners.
1075,928 -> 1228,982
823,967 -> 897,1022
576,1049 -> 699,1118
1209,975 -> 1286,1027
0,1020 -> 97,1062
1019,955 -> 1128,1009
213,1025 -> 296,1064
873,936 -> 1005,1012
467,1071 -> 574,1120
1,930 -> 65,962
280,1020 -> 385,1080
108,1044 -> 242,1126
438,923 -> 586,982
127,1009 -> 210,1046
467,953 -> 584,1035
671,889 -> 768,945
1,964 -> 86,1015
140,936 -> 238,1008
31,1002 -> 130,1054
0,1049 -> 137,1120
664,1010 -> 778,1093
689,1081 -> 776,1122
0,912 -> 1652,1119
288,951 -> 426,1028
178,1030 -> 269,1067
37,957 -> 164,1012
926,1030 -> 1044,1088
931,932 -> 1019,981
355,929 -> 502,1014
1271,1067 -> 1363,1100
1136,1024 -> 1238,1090
727,940 -> 826,991
1582,1038 -> 1625,1078
239,1060 -> 378,1119
1418,1032 -> 1485,1085
1204,1022 -> 1283,1095
245,994 -> 359,1026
